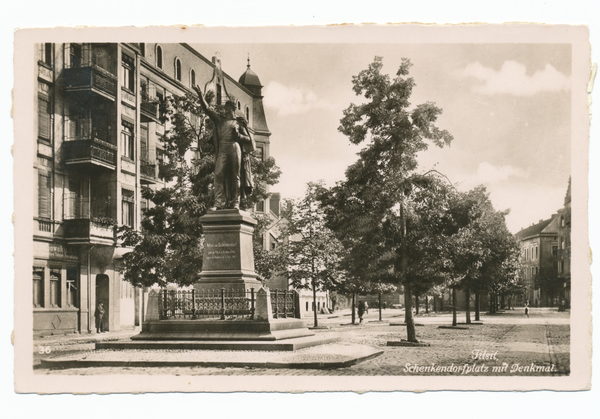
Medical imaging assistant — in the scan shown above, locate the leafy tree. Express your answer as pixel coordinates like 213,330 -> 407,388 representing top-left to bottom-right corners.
321,55 -> 453,342
279,181 -> 347,327
118,92 -> 281,287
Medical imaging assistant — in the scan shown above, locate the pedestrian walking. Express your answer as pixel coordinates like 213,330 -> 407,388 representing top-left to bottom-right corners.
95,302 -> 105,333
357,301 -> 365,323
364,301 -> 369,315
524,300 -> 530,318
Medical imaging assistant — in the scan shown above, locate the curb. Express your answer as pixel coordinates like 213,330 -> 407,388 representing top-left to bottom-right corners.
39,349 -> 384,370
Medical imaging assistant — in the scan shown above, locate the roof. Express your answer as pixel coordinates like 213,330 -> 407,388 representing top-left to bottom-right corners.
238,65 -> 262,88
515,218 -> 553,239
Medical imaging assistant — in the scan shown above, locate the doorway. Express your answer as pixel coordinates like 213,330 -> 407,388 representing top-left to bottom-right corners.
95,274 -> 109,331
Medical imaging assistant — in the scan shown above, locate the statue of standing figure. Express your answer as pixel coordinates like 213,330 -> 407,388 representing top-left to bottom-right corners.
194,85 -> 256,210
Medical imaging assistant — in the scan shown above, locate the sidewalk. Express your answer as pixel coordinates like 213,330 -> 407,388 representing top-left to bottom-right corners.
34,327 -> 141,348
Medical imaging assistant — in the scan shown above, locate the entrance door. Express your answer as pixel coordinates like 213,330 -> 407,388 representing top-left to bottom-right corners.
95,274 -> 109,331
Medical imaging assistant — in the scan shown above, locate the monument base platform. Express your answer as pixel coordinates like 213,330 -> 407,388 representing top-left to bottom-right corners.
97,334 -> 340,352
133,318 -> 315,341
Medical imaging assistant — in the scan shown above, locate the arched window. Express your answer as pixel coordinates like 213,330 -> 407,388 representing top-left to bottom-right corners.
560,216 -> 565,227
190,69 -> 196,88
237,101 -> 241,111
175,58 -> 181,81
245,106 -> 250,121
156,45 -> 163,69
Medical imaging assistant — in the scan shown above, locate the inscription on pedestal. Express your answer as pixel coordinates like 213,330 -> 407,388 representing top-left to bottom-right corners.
204,235 -> 241,270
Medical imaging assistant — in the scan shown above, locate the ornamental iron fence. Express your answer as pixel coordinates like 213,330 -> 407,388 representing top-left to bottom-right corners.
158,288 -> 300,320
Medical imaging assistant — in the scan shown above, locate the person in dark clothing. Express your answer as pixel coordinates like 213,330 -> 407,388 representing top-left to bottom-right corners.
95,302 -> 105,333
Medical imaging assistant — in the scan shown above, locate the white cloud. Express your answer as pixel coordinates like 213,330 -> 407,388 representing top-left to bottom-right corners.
263,81 -> 334,116
461,61 -> 571,96
459,162 -> 529,190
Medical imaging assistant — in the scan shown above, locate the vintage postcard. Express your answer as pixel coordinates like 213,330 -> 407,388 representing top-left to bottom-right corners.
13,24 -> 591,393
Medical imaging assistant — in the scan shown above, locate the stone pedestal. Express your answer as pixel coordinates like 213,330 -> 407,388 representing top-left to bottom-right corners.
134,210 -> 319,344
195,209 -> 261,291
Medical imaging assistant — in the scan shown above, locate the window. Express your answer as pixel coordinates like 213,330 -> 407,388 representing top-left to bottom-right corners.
561,216 -> 565,227
38,171 -> 51,219
121,189 -> 135,227
70,43 -> 82,68
245,106 -> 250,121
558,260 -> 564,273
121,121 -> 134,159
190,69 -> 196,88
552,245 -> 558,256
216,84 -> 222,105
66,268 -> 78,308
140,124 -> 149,162
535,246 -> 538,260
38,94 -> 51,140
237,101 -> 241,111
175,58 -> 182,81
33,267 -> 44,308
255,146 -> 264,162
50,269 -> 61,308
256,200 -> 265,213
121,53 -> 135,92
156,45 -> 163,69
306,301 -> 309,311
560,237 -> 565,250
40,43 -> 52,66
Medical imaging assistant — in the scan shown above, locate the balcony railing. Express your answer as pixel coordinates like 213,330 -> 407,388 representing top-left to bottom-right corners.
63,66 -> 118,100
140,160 -> 157,181
63,138 -> 117,169
62,218 -> 116,244
140,91 -> 160,123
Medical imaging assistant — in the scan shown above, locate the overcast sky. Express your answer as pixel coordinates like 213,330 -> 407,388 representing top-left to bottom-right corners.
192,43 -> 572,234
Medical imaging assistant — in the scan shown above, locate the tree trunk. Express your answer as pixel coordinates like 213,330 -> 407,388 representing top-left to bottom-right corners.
312,278 -> 318,328
425,295 -> 429,313
415,294 -> 419,315
501,294 -> 505,310
452,287 -> 457,326
433,296 -> 437,312
400,200 -> 417,342
465,286 -> 471,324
404,283 -> 417,342
441,292 -> 444,311
351,293 -> 356,325
489,293 -> 494,314
378,292 -> 382,321
475,292 -> 480,321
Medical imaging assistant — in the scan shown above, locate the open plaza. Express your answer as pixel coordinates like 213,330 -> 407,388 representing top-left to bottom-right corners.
35,307 -> 569,376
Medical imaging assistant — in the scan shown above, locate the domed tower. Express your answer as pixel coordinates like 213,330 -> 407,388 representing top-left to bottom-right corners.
238,57 -> 274,215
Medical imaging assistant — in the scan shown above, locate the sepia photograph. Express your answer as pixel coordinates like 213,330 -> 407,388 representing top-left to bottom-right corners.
13,24 -> 591,394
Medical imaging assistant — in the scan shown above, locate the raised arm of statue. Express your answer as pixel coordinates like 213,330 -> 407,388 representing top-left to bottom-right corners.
193,85 -> 219,121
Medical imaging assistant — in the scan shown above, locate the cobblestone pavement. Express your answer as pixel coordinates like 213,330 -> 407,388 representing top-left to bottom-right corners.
35,308 -> 570,376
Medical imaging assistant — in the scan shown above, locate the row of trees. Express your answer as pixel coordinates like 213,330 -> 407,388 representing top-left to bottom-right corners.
118,57 -> 522,343
278,57 -> 522,341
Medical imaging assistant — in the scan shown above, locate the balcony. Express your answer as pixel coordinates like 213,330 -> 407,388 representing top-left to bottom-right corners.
62,138 -> 117,171
62,218 -> 116,246
140,160 -> 158,183
140,91 -> 160,123
62,65 -> 117,102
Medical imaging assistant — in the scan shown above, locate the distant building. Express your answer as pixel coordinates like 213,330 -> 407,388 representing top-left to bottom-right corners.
33,42 -> 279,335
515,179 -> 571,307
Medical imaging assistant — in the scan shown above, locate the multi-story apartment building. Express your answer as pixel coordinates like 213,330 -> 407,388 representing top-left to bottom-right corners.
515,180 -> 571,307
33,42 -> 281,336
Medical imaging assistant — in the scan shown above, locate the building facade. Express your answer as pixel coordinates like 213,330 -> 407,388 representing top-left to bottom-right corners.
515,180 -> 571,307
33,43 -> 278,335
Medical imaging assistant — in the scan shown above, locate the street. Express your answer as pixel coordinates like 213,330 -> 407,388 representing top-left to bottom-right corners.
35,307 -> 569,376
